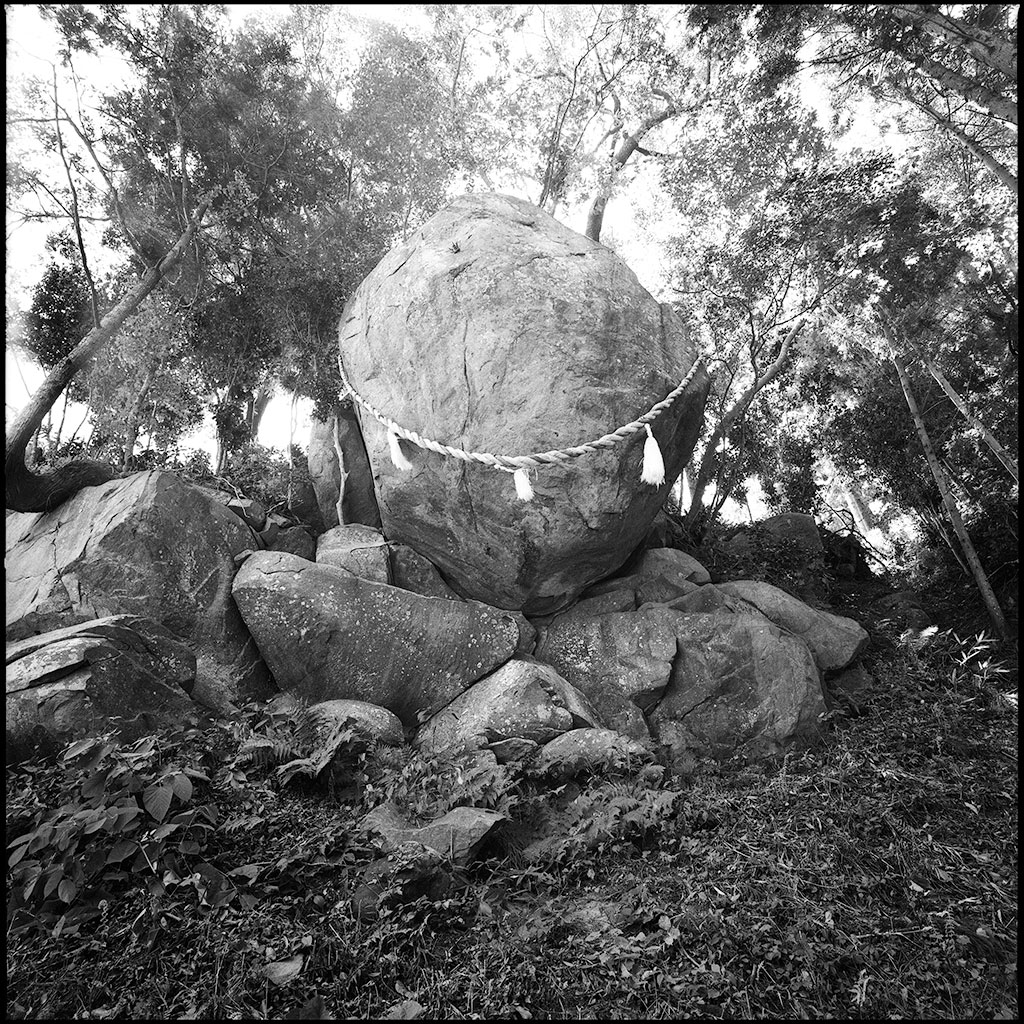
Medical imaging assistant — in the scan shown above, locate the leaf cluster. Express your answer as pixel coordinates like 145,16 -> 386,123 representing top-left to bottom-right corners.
7,730 -> 217,939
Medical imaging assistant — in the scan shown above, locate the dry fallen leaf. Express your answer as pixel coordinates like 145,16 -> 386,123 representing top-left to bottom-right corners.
383,999 -> 424,1019
264,954 -> 304,986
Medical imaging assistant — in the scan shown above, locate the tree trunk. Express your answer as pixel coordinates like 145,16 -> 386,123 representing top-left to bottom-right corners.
921,356 -> 1018,482
250,386 -> 273,441
584,92 -> 679,243
685,318 -> 806,530
890,4 -> 1017,81
5,199 -> 210,512
840,478 -> 877,536
891,349 -> 1008,638
891,83 -> 1018,194
121,361 -> 161,471
905,50 -> 1017,124
286,389 -> 298,510
332,409 -> 348,527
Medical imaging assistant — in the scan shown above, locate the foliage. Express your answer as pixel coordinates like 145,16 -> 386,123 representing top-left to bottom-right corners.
7,606 -> 1017,1018
220,442 -> 314,516
7,727 -> 220,940
78,293 -> 205,466
232,700 -> 362,789
23,246 -> 93,378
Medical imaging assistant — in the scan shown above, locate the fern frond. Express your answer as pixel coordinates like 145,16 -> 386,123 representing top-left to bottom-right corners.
236,737 -> 303,768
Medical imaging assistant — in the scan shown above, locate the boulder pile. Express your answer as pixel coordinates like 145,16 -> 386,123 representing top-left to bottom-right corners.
6,196 -> 874,875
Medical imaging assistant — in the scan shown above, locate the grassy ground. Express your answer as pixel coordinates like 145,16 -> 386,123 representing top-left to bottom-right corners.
6,605 -> 1017,1020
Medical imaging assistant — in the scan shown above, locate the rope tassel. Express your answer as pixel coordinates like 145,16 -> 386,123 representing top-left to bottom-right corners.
388,428 -> 414,471
513,467 -> 534,501
640,424 -> 665,486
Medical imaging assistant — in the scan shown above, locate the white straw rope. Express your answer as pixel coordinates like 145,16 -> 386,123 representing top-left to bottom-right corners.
337,352 -> 705,473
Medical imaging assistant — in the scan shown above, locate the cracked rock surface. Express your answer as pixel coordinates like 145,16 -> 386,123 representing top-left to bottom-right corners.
338,192 -> 709,615
534,606 -> 685,740
648,611 -> 827,762
6,614 -> 198,763
5,471 -> 271,710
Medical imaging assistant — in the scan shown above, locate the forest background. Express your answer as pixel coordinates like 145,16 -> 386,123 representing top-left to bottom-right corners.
4,2 -> 1018,636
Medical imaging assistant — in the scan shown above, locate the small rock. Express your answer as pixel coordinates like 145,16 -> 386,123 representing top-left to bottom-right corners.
308,699 -> 405,747
267,526 -> 316,562
317,524 -> 391,583
634,547 -> 711,585
535,728 -> 652,780
416,658 -> 599,755
485,736 -> 540,763
361,803 -> 506,867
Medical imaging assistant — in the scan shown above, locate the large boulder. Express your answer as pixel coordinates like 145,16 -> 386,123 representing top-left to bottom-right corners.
715,580 -> 868,672
231,551 -> 519,727
534,607 -> 685,739
307,401 -> 381,531
338,192 -> 708,615
6,615 -> 198,763
758,513 -> 824,558
416,658 -> 600,754
649,612 -> 827,761
5,471 -> 271,710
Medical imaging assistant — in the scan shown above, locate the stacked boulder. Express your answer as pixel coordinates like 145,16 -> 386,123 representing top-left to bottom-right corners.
6,194 -> 869,792
230,515 -> 866,770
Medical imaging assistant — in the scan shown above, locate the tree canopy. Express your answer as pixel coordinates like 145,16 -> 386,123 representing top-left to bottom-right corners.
5,2 -> 1017,631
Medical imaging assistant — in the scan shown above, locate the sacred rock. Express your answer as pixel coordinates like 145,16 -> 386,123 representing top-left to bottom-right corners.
338,192 -> 708,614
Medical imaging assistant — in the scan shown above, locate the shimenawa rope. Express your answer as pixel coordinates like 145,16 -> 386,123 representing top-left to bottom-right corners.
337,353 -> 705,501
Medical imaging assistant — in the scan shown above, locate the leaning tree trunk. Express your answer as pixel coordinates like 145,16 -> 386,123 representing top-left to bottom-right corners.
921,355 -> 1018,483
5,199 -> 211,512
891,350 -> 1009,638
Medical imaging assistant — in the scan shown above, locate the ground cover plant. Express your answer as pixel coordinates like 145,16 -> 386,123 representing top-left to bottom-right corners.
6,601 -> 1017,1020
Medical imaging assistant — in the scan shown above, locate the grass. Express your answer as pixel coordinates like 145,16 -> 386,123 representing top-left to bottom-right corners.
6,611 -> 1017,1020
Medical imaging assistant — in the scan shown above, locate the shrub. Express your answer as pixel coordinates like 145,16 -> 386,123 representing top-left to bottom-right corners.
7,728 -> 223,939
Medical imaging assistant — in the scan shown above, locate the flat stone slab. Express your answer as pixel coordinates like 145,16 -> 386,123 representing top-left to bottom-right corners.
6,615 -> 197,763
232,551 -> 519,727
